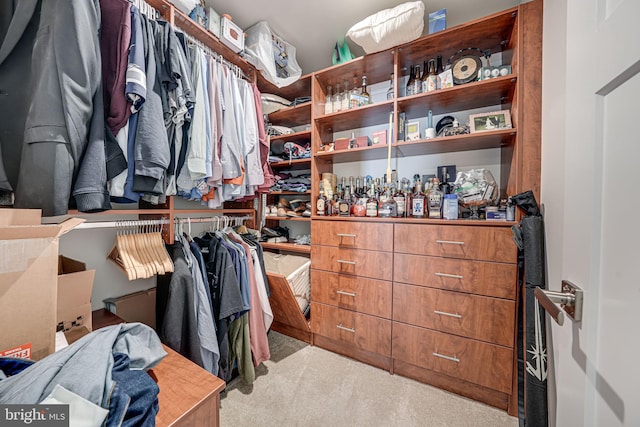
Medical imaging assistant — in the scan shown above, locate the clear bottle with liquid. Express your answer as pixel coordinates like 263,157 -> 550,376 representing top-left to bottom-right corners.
365,183 -> 378,217
361,75 -> 371,105
332,82 -> 342,113
325,86 -> 333,114
427,177 -> 443,219
411,180 -> 426,218
386,73 -> 395,100
316,183 -> 328,216
426,59 -> 438,92
341,80 -> 350,111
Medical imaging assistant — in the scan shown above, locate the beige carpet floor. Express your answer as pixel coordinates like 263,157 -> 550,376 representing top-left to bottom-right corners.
220,332 -> 519,427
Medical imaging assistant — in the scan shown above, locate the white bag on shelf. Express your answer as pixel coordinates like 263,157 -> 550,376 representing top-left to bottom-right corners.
244,21 -> 302,88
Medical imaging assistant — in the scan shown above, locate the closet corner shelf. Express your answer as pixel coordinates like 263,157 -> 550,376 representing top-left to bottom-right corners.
261,242 -> 311,254
269,158 -> 312,170
265,216 -> 310,222
314,100 -> 394,132
258,73 -> 312,101
269,130 -> 312,143
268,103 -> 312,128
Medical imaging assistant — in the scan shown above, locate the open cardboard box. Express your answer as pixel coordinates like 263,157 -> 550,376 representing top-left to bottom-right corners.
0,210 -> 84,360
57,255 -> 95,334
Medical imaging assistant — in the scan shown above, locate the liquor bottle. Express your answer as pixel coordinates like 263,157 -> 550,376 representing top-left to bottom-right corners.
355,176 -> 362,196
421,61 -> 429,93
316,183 -> 328,216
333,82 -> 341,112
436,55 -> 444,89
386,73 -> 395,100
439,166 -> 451,194
413,64 -> 422,95
411,180 -> 426,218
360,75 -> 371,105
365,183 -> 378,217
393,180 -> 406,217
378,188 -> 397,217
339,187 -> 351,216
350,77 -> 360,109
341,80 -> 350,111
325,86 -> 333,114
426,59 -> 438,92
406,65 -> 415,96
331,193 -> 340,216
427,177 -> 444,219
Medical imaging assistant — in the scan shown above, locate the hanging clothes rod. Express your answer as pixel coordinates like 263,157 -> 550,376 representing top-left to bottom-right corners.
174,215 -> 252,224
74,218 -> 170,230
130,0 -> 161,19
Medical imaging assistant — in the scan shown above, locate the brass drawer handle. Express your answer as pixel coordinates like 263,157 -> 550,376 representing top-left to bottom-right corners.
337,233 -> 357,237
435,272 -> 464,279
434,310 -> 462,319
337,259 -> 356,265
336,290 -> 356,297
435,240 -> 465,245
433,352 -> 460,363
337,324 -> 356,333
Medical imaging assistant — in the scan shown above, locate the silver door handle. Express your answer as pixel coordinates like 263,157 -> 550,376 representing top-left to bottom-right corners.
337,324 -> 356,333
534,280 -> 583,326
337,260 -> 356,265
435,272 -> 464,279
336,290 -> 356,297
433,352 -> 460,363
434,310 -> 462,319
435,240 -> 465,245
337,233 -> 357,237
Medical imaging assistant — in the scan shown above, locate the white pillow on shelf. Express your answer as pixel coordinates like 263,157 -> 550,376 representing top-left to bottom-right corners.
346,1 -> 425,54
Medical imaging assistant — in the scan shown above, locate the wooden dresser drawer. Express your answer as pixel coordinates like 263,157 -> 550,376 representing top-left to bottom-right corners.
392,323 -> 513,394
311,270 -> 392,319
394,224 -> 516,263
311,303 -> 391,356
393,283 -> 515,347
311,246 -> 393,281
312,220 -> 393,251
394,254 -> 516,300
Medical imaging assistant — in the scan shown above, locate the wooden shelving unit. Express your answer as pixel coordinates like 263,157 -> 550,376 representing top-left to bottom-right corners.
261,242 -> 312,254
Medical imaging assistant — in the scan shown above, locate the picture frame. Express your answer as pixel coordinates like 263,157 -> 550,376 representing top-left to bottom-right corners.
406,120 -> 421,140
469,110 -> 512,133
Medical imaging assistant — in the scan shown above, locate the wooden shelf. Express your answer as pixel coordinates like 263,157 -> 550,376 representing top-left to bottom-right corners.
310,216 -> 515,227
397,75 -> 517,118
314,128 -> 515,163
314,100 -> 394,133
270,130 -> 312,143
173,209 -> 255,215
269,191 -> 311,195
268,102 -> 312,128
261,242 -> 311,254
258,74 -> 312,101
67,209 -> 171,215
269,158 -> 312,170
265,216 -> 311,222
313,49 -> 396,89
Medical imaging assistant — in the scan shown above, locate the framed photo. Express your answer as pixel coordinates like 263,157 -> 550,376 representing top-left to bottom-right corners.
469,110 -> 512,133
406,120 -> 421,140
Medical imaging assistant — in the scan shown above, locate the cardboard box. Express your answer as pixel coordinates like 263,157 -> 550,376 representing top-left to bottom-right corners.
333,137 -> 350,151
104,288 -> 156,329
371,130 -> 387,145
0,210 -> 83,360
57,255 -> 95,334
355,136 -> 371,148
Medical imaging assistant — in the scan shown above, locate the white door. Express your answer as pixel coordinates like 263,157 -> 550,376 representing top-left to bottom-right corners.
542,0 -> 640,426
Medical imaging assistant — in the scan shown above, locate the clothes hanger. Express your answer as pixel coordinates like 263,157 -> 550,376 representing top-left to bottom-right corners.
148,220 -> 172,274
108,221 -> 137,280
124,221 -> 149,279
132,220 -> 154,278
142,220 -> 164,276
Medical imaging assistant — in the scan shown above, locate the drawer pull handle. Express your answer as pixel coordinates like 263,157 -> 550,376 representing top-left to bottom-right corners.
434,310 -> 462,319
337,233 -> 357,238
337,290 -> 356,297
433,352 -> 460,363
435,272 -> 464,279
337,324 -> 356,333
337,259 -> 356,265
435,240 -> 465,245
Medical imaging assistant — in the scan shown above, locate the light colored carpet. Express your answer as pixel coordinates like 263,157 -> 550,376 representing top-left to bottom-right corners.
220,332 -> 519,427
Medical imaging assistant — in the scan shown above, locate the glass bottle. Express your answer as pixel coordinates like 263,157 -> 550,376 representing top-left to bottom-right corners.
341,80 -> 350,111
350,77 -> 360,109
365,183 -> 378,217
421,61 -> 429,93
378,187 -> 397,217
324,86 -> 333,114
411,180 -> 426,218
331,193 -> 340,216
393,180 -> 406,217
339,187 -> 351,216
316,183 -> 328,216
332,82 -> 341,113
413,64 -> 422,95
436,55 -> 444,89
361,75 -> 371,105
426,59 -> 438,92
427,177 -> 444,218
406,65 -> 415,97
386,73 -> 395,100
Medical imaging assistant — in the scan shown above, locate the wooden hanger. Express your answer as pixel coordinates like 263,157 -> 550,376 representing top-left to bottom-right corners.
108,221 -> 138,280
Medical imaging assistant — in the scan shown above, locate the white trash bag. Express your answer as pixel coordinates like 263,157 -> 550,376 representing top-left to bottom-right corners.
244,21 -> 302,88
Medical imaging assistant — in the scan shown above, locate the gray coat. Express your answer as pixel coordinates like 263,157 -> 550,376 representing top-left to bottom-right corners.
0,0 -> 110,216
